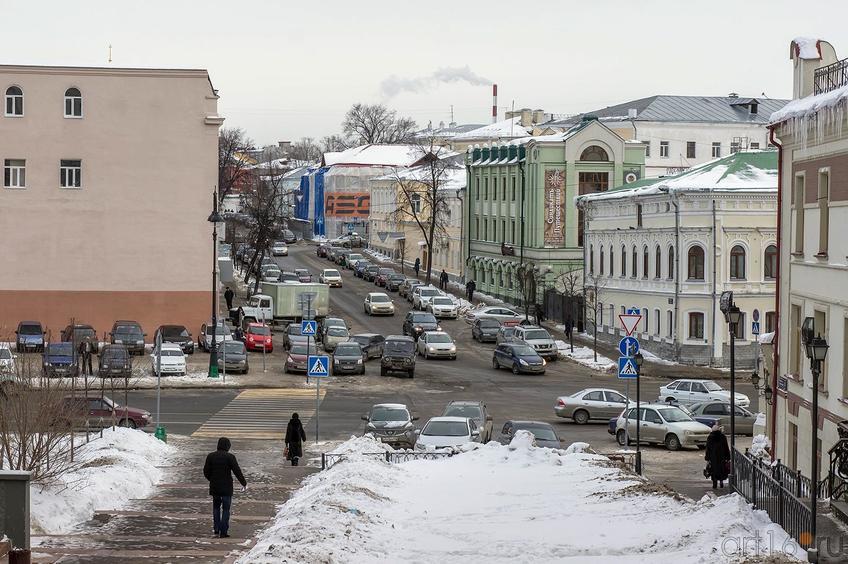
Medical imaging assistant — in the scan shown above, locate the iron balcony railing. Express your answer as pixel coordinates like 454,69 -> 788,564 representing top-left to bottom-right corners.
814,58 -> 848,95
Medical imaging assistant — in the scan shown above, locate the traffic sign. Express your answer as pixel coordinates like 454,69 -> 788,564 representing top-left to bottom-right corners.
752,309 -> 760,322
301,320 -> 317,336
627,308 -> 641,315
752,321 -> 761,336
619,313 -> 642,336
618,357 -> 639,379
307,355 -> 330,377
618,336 -> 640,357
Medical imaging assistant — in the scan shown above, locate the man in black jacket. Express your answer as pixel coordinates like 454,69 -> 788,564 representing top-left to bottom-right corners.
203,437 -> 247,538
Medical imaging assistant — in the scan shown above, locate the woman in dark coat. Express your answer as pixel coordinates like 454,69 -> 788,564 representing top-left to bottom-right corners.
705,424 -> 731,488
285,413 -> 307,466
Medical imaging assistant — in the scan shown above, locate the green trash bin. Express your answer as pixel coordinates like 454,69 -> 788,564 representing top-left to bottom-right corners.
154,426 -> 167,443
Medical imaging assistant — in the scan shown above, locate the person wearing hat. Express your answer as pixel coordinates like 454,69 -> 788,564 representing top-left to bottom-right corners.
285,413 -> 307,466
704,423 -> 731,489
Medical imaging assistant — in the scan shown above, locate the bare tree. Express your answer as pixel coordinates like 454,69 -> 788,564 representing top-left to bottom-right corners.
218,127 -> 255,201
584,273 -> 607,363
320,134 -> 348,153
288,137 -> 322,164
342,103 -> 417,145
554,266 -> 583,352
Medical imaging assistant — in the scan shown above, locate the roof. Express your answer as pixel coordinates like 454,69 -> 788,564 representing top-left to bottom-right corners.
323,144 -> 423,167
452,117 -> 531,140
546,95 -> 790,126
769,83 -> 848,125
372,160 -> 466,190
416,123 -> 487,138
576,150 -> 777,204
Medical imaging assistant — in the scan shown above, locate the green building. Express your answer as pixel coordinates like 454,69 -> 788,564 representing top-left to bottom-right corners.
465,117 -> 645,304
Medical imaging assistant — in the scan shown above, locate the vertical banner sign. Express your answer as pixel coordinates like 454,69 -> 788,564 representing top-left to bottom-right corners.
313,168 -> 327,237
544,169 -> 565,247
295,173 -> 310,220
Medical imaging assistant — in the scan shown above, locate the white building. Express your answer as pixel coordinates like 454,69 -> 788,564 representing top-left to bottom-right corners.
576,150 -> 778,367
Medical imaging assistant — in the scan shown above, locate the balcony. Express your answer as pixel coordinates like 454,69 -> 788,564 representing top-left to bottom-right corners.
814,57 -> 848,95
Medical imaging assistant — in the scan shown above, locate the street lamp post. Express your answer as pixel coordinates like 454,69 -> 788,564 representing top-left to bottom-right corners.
208,194 -> 225,379
720,291 -> 742,485
801,316 -> 829,563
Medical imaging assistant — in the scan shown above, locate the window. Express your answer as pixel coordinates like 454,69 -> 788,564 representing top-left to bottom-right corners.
668,245 -> 674,279
688,312 -> 705,339
644,141 -> 650,158
794,174 -> 805,254
64,87 -> 82,117
637,204 -> 643,227
609,304 -> 614,325
686,141 -> 696,159
60,159 -> 82,188
579,145 -> 609,161
600,248 -> 605,276
790,304 -> 801,375
511,220 -> 515,244
659,141 -> 669,158
731,141 -> 740,154
597,303 -> 604,326
410,193 -> 422,214
609,246 -> 615,277
474,217 -> 479,238
763,245 -> 777,280
620,245 -> 626,277
4,86 -> 23,116
654,309 -> 660,335
687,246 -> 705,280
475,177 -> 480,199
731,312 -> 745,340
729,245 -> 746,280
667,310 -> 673,338
589,245 -> 594,274
711,142 -> 721,158
483,218 -> 488,241
655,245 -> 662,279
751,142 -> 760,149
818,170 -> 829,255
511,177 -> 516,201
484,178 -> 488,199
765,311 -> 776,334
642,245 -> 649,279
3,159 -> 25,188
501,177 -> 506,200
631,246 -> 637,277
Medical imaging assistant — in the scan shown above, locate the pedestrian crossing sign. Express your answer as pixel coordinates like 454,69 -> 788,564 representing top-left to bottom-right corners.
307,355 -> 330,377
618,357 -> 638,379
301,320 -> 317,336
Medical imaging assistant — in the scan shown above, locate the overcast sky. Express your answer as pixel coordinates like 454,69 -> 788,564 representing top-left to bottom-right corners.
2,0 -> 844,146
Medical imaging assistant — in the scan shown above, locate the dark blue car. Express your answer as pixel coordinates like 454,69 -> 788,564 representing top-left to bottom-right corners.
492,342 -> 546,374
43,343 -> 78,377
15,321 -> 44,353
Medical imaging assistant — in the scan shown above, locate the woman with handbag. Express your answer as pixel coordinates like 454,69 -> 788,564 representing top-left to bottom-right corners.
705,423 -> 731,489
285,413 -> 306,467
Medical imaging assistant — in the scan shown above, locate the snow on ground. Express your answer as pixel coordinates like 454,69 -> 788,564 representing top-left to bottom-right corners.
556,340 -> 616,372
30,427 -> 173,534
640,348 -> 679,366
239,433 -> 804,563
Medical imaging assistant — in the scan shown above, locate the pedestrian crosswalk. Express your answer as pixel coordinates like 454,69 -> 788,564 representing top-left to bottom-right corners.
192,388 -> 326,440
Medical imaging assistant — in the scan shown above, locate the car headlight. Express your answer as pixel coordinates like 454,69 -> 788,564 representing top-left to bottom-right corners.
356,358 -> 363,364
542,358 -> 547,366
427,347 -> 436,353
334,359 -> 340,364
449,345 -> 456,352
404,358 -> 412,364
414,326 -> 422,331
519,358 -> 529,366
684,430 -> 692,436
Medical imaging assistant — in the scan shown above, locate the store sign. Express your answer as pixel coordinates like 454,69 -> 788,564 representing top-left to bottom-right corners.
543,169 -> 565,247
325,193 -> 370,217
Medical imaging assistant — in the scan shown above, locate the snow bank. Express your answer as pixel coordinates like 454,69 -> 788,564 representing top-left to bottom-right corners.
640,348 -> 679,366
556,341 -> 616,372
750,434 -> 773,464
30,427 -> 173,534
239,435 -> 804,563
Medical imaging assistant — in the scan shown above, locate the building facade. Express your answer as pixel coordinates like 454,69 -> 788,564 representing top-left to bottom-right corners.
577,151 -> 778,368
466,118 -> 645,304
771,38 -> 848,480
0,64 -> 221,336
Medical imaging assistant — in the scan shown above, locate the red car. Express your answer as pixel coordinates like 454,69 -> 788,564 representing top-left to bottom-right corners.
244,323 -> 273,352
375,268 -> 395,287
284,343 -> 319,373
60,395 -> 151,429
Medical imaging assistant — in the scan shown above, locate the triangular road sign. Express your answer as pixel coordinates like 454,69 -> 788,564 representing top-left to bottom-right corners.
619,313 -> 642,336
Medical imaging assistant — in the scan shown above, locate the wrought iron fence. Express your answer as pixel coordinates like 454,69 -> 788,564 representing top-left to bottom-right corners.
814,58 -> 848,95
321,450 -> 454,470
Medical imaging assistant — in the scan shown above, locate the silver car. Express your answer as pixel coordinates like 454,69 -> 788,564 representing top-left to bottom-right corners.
615,404 -> 711,451
323,326 -> 350,352
513,325 -> 557,360
554,388 -> 630,424
688,401 -> 756,435
362,403 -> 418,449
416,331 -> 457,360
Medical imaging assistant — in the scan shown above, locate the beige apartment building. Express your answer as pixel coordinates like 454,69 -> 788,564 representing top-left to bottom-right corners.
0,65 -> 222,337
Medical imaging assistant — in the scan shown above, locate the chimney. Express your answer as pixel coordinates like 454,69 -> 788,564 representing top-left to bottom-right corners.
628,108 -> 638,119
492,84 -> 498,123
520,108 -> 532,127
728,92 -> 739,98
533,109 -> 545,124
790,38 -> 839,99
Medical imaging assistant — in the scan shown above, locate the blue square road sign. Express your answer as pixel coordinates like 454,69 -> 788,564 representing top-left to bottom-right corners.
307,355 -> 330,378
301,320 -> 318,336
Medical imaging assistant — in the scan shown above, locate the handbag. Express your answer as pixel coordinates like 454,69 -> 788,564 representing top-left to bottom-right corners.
703,463 -> 711,479
284,446 -> 289,459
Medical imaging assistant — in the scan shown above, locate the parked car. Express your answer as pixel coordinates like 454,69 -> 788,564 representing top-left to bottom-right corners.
283,323 -> 310,350
61,324 -> 98,351
282,229 -> 297,244
326,247 -> 341,262
349,333 -> 385,359
0,346 -> 17,375
98,344 -> 132,378
512,325 -> 557,360
496,325 -> 517,344
688,401 -> 756,435
319,268 -> 343,287
399,278 -> 423,299
332,342 -> 366,375
362,403 -> 418,449
332,232 -> 363,248
380,335 -> 416,378
43,342 -> 78,377
364,292 -> 395,316
109,321 -> 146,355
363,264 -> 381,282
295,268 -> 313,283
243,323 -> 273,352
323,326 -> 350,352
554,388 -> 629,424
150,343 -> 187,376
465,306 -> 524,326
416,331 -> 457,360
375,268 -> 396,287
335,249 -> 353,266
284,343 -> 319,374
316,244 -> 330,258
279,271 -> 300,283
272,242 -> 289,256
441,400 -> 492,442
15,320 -> 44,353
412,286 -> 443,311
615,404 -> 712,450
261,265 -> 282,282
659,379 -> 750,408
354,261 -> 372,278
154,325 -> 194,354
427,296 -> 458,319
385,274 -> 406,292
62,394 -> 151,429
414,417 -> 481,450
492,342 -> 546,374
402,311 -> 440,340
320,317 -> 348,342
345,254 -> 365,270
198,321 -> 233,352
216,340 -> 249,374
471,318 -> 501,342
497,420 -> 561,448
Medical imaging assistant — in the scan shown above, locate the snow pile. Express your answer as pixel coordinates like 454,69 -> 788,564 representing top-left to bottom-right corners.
239,434 -> 804,563
31,427 -> 173,534
556,341 -> 616,372
640,348 -> 679,366
793,37 -> 821,60
750,434 -> 773,464
130,370 -> 241,388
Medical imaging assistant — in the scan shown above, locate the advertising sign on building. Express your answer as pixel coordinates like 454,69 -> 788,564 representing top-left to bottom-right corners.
543,169 -> 565,247
325,192 -> 370,217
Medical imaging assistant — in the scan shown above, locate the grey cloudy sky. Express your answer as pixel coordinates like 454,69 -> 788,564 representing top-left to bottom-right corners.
2,0 -> 844,145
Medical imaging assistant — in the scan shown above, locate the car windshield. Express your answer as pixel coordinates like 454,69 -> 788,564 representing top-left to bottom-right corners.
703,381 -> 723,391
412,313 -> 436,324
523,330 -> 551,340
49,343 -> 73,355
295,269 -> 309,275
371,295 -> 390,303
324,270 -> 340,276
19,324 -> 41,335
427,334 -> 452,343
221,342 -> 245,354
384,340 -> 414,353
325,319 -> 345,328
160,349 -> 183,357
423,420 -> 468,437
367,266 -> 380,272
162,327 -> 189,338
290,345 -> 319,355
335,344 -> 361,355
420,289 -> 439,297
327,327 -> 348,337
103,348 -> 127,359
287,325 -> 302,335
515,424 -> 557,441
658,408 -> 693,423
0,348 -> 12,359
207,325 -> 231,336
348,255 -> 364,261
250,326 -> 271,335
432,297 -> 453,305
370,407 -> 410,422
479,319 -> 500,328
443,405 -> 482,419
512,345 -> 537,356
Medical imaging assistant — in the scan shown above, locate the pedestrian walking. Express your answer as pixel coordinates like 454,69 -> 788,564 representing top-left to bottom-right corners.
439,269 -> 449,290
224,286 -> 235,311
203,437 -> 247,538
704,424 -> 731,489
468,279 -> 476,303
284,413 -> 307,467
565,316 -> 573,340
78,338 -> 93,376
413,257 -> 420,278
534,303 -> 545,324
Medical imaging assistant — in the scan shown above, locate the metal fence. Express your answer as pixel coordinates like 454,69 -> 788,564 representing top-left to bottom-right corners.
321,450 -> 454,470
814,57 -> 848,95
543,288 -> 584,333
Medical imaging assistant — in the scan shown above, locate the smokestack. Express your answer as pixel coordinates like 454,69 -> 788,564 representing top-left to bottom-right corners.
492,84 -> 498,123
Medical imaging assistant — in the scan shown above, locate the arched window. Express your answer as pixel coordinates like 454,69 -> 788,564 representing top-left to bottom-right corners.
600,247 -> 605,276
64,87 -> 82,117
589,245 -> 594,274
668,245 -> 675,280
764,244 -> 777,280
620,245 -> 626,277
730,245 -> 746,280
5,86 -> 23,116
631,246 -> 637,277
410,193 -> 422,214
579,145 -> 609,161
609,246 -> 614,276
642,245 -> 649,279
687,246 -> 705,280
655,245 -> 662,279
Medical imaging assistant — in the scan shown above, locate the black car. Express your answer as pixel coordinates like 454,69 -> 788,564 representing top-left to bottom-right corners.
332,342 -> 366,375
109,320 -> 146,355
380,335 -> 416,378
385,274 -> 405,292
497,420 -> 561,448
354,261 -> 372,278
472,318 -> 501,342
402,312 -> 440,341
282,229 -> 297,244
492,342 -> 546,374
61,324 -> 98,352
154,325 -> 195,354
350,333 -> 385,359
15,320 -> 44,352
98,344 -> 132,378
363,265 -> 381,282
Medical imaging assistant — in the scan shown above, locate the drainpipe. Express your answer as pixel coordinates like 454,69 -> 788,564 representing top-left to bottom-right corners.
768,126 -> 782,447
456,187 -> 464,284
519,159 -> 526,309
465,160 -> 472,285
671,192 -> 681,361
711,199 -> 717,366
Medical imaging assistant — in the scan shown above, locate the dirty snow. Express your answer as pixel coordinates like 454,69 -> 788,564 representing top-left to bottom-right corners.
556,340 -> 616,372
239,433 -> 804,563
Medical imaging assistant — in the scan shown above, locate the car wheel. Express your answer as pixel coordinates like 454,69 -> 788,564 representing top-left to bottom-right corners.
284,366 -> 289,374
408,370 -> 414,379
119,418 -> 137,429
665,397 -> 677,405
512,363 -> 520,375
573,410 -> 590,425
665,433 -> 681,451
616,429 -> 628,446
492,357 -> 499,369
380,367 -> 387,377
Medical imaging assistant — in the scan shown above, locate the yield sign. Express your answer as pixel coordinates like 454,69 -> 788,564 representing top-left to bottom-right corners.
619,313 -> 642,336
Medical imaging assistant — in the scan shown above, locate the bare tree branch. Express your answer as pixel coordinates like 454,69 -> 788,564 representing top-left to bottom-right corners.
218,127 -> 255,201
342,103 -> 417,145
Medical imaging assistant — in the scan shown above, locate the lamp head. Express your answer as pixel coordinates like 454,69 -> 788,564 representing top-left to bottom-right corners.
719,291 -> 734,315
801,317 -> 815,347
764,385 -> 774,404
751,372 -> 760,389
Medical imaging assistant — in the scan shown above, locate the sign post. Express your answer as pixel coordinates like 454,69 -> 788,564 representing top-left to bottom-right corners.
618,311 -> 643,474
307,354 -> 329,442
154,333 -> 166,442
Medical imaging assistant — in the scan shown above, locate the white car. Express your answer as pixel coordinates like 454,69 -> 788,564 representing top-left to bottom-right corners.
320,268 -> 343,288
272,242 -> 289,256
261,265 -> 281,282
416,331 -> 457,360
414,416 -> 481,450
412,286 -> 443,310
464,306 -> 525,326
512,325 -> 557,360
0,346 -> 16,374
615,403 -> 712,451
199,321 -> 233,352
364,292 -> 395,316
150,343 -> 187,376
659,379 -> 750,408
427,296 -> 458,319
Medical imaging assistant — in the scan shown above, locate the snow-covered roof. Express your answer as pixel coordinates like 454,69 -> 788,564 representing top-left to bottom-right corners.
576,150 -> 777,204
371,158 -> 466,191
769,83 -> 848,125
792,37 -> 822,60
323,144 -> 423,167
452,117 -> 531,140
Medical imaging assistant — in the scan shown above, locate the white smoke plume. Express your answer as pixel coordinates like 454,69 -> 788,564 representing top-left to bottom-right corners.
380,66 -> 492,98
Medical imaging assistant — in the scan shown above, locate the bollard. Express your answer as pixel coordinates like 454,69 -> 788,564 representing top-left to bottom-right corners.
154,426 -> 167,443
